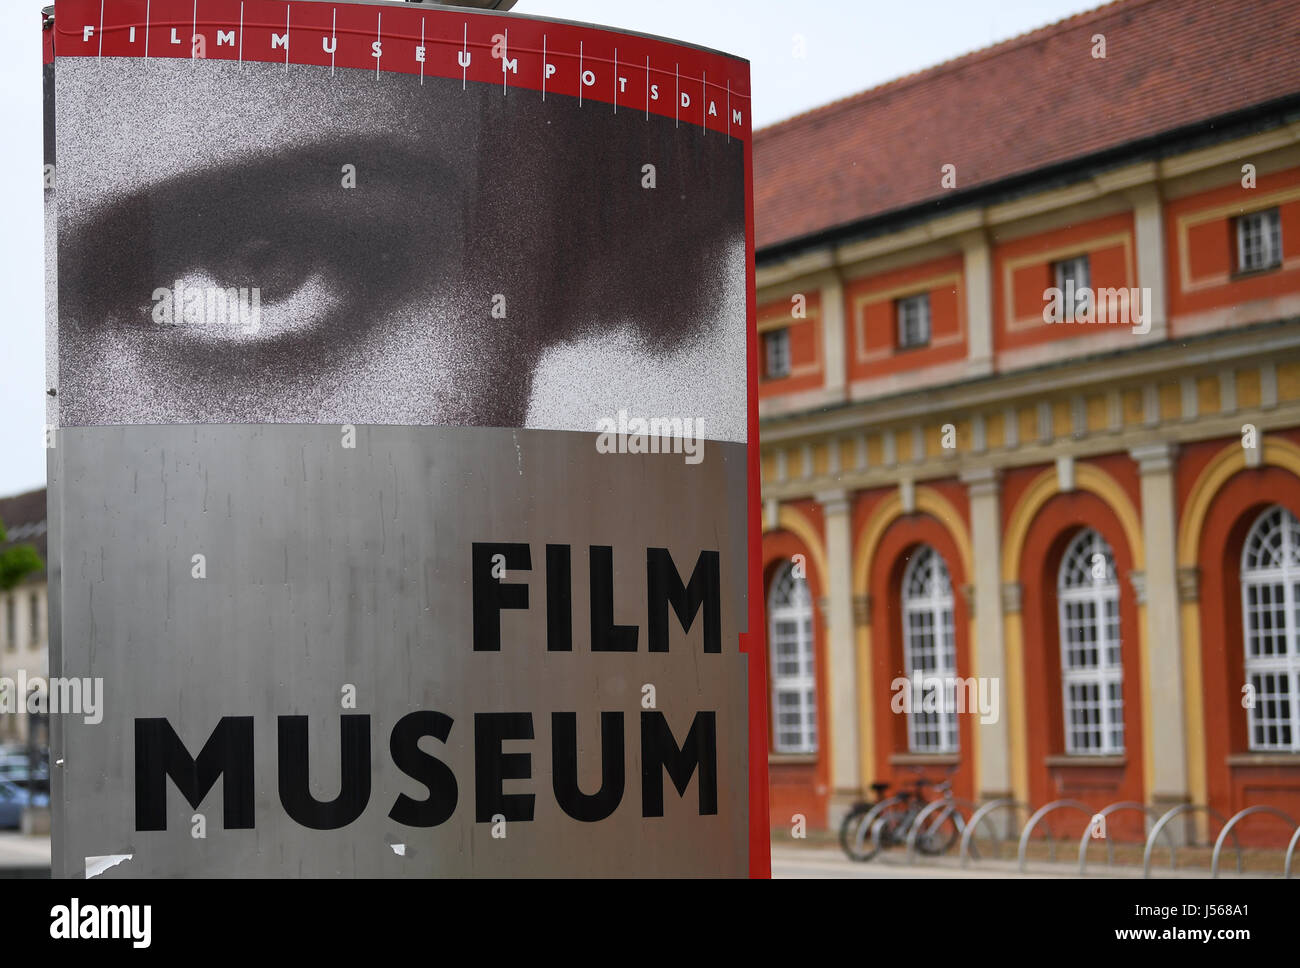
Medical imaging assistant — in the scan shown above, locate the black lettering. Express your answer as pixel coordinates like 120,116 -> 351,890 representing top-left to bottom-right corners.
472,542 -> 531,651
551,711 -> 624,822
590,545 -> 637,651
640,710 -> 717,817
134,716 -> 254,831
474,712 -> 534,822
647,548 -> 720,652
388,711 -> 458,827
277,715 -> 371,830
546,544 -> 572,651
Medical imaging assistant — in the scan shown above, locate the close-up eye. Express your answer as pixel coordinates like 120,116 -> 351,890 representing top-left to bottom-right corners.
59,139 -> 461,356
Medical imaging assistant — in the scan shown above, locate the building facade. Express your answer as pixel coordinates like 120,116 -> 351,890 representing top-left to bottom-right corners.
0,488 -> 49,746
755,0 -> 1300,845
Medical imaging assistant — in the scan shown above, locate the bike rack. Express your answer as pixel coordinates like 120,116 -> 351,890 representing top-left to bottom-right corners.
1142,804 -> 1239,878
1285,825 -> 1300,879
847,794 -> 910,858
1076,801 -> 1174,875
1017,799 -> 1092,873
903,796 -> 980,864
1211,806 -> 1298,878
959,799 -> 1033,868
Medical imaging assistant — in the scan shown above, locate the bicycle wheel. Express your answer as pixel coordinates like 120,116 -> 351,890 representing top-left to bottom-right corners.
838,804 -> 875,861
851,796 -> 909,861
915,804 -> 963,856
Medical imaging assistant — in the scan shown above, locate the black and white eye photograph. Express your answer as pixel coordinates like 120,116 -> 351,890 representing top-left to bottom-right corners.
53,56 -> 746,436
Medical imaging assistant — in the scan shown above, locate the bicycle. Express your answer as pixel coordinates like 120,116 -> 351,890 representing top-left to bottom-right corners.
838,782 -> 890,860
839,772 -> 964,862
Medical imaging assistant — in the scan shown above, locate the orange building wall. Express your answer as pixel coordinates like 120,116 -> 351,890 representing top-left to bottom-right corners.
1019,488 -> 1147,839
1165,165 -> 1300,325
1189,458 -> 1300,846
843,255 -> 966,381
866,512 -> 977,804
761,507 -> 832,831
992,212 -> 1137,353
757,291 -> 823,398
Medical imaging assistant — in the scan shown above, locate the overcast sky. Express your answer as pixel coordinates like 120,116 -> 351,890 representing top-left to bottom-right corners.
0,0 -> 1098,497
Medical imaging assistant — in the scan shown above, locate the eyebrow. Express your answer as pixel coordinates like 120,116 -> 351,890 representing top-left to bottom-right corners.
59,135 -> 465,317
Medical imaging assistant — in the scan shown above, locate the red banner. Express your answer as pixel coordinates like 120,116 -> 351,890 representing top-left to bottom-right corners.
51,0 -> 751,140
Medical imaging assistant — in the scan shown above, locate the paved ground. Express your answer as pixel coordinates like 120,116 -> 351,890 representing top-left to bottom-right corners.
773,843 -> 1070,878
1,833 -> 1282,878
770,841 -> 1284,878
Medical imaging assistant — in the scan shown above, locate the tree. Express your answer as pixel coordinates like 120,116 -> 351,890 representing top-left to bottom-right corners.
0,517 -> 42,592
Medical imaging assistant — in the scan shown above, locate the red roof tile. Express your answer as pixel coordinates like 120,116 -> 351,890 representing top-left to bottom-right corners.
753,0 -> 1300,251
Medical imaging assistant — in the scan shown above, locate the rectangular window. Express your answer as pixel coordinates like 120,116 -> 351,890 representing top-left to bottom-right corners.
763,327 -> 791,380
896,293 -> 931,349
4,597 -> 14,652
1053,255 -> 1091,320
769,568 -> 817,754
29,593 -> 40,647
1059,591 -> 1124,755
770,610 -> 816,753
1236,208 -> 1282,273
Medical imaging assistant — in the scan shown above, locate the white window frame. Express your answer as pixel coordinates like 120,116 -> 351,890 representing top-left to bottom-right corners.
764,327 -> 791,380
1053,254 -> 1091,320
1239,505 -> 1300,752
768,562 -> 817,753
1236,208 -> 1282,273
901,545 -> 958,753
1057,529 -> 1124,755
896,293 -> 931,349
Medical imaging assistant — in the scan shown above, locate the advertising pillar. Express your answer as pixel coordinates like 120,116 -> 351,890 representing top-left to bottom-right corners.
44,0 -> 766,876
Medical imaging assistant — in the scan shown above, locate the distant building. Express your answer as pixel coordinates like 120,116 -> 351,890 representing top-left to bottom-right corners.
0,488 -> 47,746
755,0 -> 1300,844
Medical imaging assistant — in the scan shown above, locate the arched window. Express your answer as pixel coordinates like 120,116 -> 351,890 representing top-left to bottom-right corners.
768,562 -> 817,753
1240,505 -> 1300,752
1057,529 -> 1124,754
901,545 -> 958,753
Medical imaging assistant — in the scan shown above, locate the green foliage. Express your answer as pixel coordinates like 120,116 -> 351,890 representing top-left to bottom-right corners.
0,517 -> 43,592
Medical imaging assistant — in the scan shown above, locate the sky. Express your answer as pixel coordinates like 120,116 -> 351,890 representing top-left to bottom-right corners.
0,0 -> 1100,497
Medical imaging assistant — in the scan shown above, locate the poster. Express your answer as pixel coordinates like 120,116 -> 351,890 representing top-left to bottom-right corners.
45,0 -> 764,876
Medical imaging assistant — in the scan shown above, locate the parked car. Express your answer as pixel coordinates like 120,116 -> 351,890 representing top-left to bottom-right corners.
0,779 -> 48,830
0,752 -> 48,782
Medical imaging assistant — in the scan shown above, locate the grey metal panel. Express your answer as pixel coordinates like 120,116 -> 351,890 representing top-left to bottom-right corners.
52,426 -> 749,876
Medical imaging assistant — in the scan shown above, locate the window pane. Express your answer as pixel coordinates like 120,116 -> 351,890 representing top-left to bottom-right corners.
768,563 -> 817,752
1241,506 -> 1300,752
1058,529 -> 1123,753
764,328 -> 791,379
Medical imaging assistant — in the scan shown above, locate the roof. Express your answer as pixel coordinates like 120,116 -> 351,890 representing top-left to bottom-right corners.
753,0 -> 1300,252
0,488 -> 48,582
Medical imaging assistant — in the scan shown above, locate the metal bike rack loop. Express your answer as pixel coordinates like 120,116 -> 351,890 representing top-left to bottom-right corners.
1076,801 -> 1173,875
903,796 -> 979,864
1017,799 -> 1092,873
1142,804 -> 1238,878
959,799 -> 1032,868
1211,806 -> 1298,878
846,794 -> 909,859
1284,825 -> 1300,879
